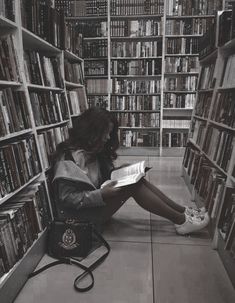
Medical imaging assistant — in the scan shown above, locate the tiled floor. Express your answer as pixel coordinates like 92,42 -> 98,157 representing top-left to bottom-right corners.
14,156 -> 235,303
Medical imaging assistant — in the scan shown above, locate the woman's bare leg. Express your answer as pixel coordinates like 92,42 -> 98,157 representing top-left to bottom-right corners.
103,180 -> 185,225
142,179 -> 185,213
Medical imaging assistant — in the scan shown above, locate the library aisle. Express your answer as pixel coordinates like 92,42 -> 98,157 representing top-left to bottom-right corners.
14,155 -> 235,303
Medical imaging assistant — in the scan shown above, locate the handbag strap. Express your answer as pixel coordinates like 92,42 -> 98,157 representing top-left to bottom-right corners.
28,227 -> 110,292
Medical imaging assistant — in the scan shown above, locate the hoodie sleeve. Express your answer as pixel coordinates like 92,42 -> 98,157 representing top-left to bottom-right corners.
56,179 -> 106,210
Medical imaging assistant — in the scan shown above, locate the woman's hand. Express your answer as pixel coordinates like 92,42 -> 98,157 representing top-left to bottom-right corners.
100,181 -> 122,199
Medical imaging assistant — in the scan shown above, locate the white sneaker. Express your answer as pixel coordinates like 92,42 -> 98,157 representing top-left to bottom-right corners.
175,213 -> 210,235
185,206 -> 206,217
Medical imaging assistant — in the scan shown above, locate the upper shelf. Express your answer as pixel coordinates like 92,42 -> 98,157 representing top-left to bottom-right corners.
22,28 -> 61,54
0,15 -> 17,29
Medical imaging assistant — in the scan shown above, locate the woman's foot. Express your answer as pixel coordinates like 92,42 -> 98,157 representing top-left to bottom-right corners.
175,212 -> 210,235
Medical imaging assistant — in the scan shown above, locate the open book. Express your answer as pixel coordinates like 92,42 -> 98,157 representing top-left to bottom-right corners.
101,160 -> 151,188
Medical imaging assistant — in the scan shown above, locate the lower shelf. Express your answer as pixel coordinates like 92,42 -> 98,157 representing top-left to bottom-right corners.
0,229 -> 47,303
217,231 -> 235,288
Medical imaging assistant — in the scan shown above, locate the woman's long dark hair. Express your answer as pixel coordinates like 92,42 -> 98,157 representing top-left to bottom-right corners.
53,107 -> 119,177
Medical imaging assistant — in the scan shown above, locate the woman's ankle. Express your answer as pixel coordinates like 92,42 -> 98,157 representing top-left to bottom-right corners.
174,213 -> 186,225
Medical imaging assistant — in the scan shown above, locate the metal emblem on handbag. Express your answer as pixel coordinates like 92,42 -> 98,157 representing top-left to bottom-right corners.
48,219 -> 93,258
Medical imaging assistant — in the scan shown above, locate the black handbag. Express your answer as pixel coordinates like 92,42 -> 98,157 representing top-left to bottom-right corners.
28,219 -> 110,292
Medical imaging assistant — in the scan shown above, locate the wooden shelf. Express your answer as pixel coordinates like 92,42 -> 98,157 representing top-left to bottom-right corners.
64,50 -> 83,62
0,15 -> 17,28
0,129 -> 32,142
22,28 -> 61,53
36,120 -> 70,131
65,81 -> 84,88
111,35 -> 163,41
110,110 -> 160,113
27,84 -> 63,91
166,14 -> 215,19
0,80 -> 22,87
0,174 -> 41,206
110,14 -> 163,19
0,230 -> 47,303
111,56 -> 162,60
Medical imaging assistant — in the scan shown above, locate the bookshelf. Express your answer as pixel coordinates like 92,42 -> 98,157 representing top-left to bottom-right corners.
182,7 -> 235,287
0,1 -> 88,302
61,0 -> 222,153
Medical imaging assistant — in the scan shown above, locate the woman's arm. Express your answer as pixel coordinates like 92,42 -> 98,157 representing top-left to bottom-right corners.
56,179 -> 106,210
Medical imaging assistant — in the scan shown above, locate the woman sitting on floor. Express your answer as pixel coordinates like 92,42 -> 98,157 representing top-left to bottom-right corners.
52,107 -> 209,235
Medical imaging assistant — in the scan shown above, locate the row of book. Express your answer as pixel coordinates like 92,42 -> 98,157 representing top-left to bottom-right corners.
87,95 -> 108,108
0,0 -> 15,21
211,92 -> 235,128
166,37 -> 199,54
219,187 -> 235,243
198,18 -> 216,59
67,88 -> 88,115
162,132 -> 188,147
64,59 -> 84,84
119,129 -> 160,147
221,54 -> 235,88
166,0 -> 221,16
165,56 -> 199,73
164,76 -> 198,91
29,92 -> 68,126
110,19 -> 162,37
24,51 -> 63,88
110,95 -> 161,111
85,60 -> 108,76
83,40 -> 108,58
110,0 -> 164,16
78,20 -> 107,38
111,41 -> 162,58
165,18 -> 214,36
194,92 -> 212,118
112,78 -> 161,94
86,79 -> 108,94
21,0 -> 65,49
115,112 -> 160,128
64,20 -> 83,58
111,59 -> 162,76
0,182 -> 51,277
0,136 -> 40,198
0,34 -> 20,82
203,126 -> 235,173
163,92 -> 195,109
0,89 -> 30,138
198,63 -> 215,90
218,7 -> 235,47
190,119 -> 206,147
162,119 -> 190,129
183,146 -> 226,217
56,0 -> 108,16
38,125 -> 69,170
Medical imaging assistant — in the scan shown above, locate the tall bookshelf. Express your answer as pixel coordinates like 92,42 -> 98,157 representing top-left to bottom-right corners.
182,7 -> 235,287
61,0 -> 222,153
0,1 -> 87,302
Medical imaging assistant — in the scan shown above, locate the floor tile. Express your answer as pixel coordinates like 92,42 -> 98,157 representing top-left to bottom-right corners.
103,198 -> 151,243
152,243 -> 235,303
151,214 -> 211,246
148,157 -> 184,171
15,242 -> 153,303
